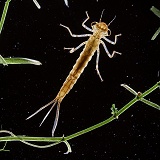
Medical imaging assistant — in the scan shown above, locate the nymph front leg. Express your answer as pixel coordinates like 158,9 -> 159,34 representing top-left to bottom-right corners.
60,24 -> 91,38
100,40 -> 122,58
96,47 -> 103,81
103,33 -> 122,45
82,11 -> 93,32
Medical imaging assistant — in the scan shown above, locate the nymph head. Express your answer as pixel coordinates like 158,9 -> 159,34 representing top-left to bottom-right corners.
91,9 -> 116,36
91,21 -> 111,36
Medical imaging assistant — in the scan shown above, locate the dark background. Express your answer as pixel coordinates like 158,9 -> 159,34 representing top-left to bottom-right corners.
0,0 -> 160,159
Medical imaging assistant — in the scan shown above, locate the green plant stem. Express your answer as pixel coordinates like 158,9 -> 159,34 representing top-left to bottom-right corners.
150,6 -> 160,18
150,6 -> 160,40
0,81 -> 159,149
0,135 -> 62,142
0,98 -> 139,142
65,116 -> 114,140
0,56 -> 42,65
65,97 -> 138,141
0,0 -> 42,65
151,27 -> 160,40
0,0 -> 11,34
141,98 -> 160,110
139,81 -> 160,98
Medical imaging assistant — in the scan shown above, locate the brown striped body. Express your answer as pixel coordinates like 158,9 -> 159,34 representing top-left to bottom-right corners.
56,33 -> 101,102
26,12 -> 122,136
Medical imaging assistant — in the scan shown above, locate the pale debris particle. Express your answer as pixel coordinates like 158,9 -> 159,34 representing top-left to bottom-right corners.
33,0 -> 41,9
64,0 -> 69,7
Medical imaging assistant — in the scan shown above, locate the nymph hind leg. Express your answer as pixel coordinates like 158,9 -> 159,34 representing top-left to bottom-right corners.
95,47 -> 103,82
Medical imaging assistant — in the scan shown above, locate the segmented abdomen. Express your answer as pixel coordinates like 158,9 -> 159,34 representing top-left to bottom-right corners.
56,37 -> 99,102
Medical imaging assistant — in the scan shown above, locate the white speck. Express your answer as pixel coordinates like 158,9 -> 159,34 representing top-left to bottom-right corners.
64,0 -> 69,7
33,0 -> 41,9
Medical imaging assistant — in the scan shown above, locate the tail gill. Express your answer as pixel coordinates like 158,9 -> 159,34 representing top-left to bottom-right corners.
26,98 -> 61,136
